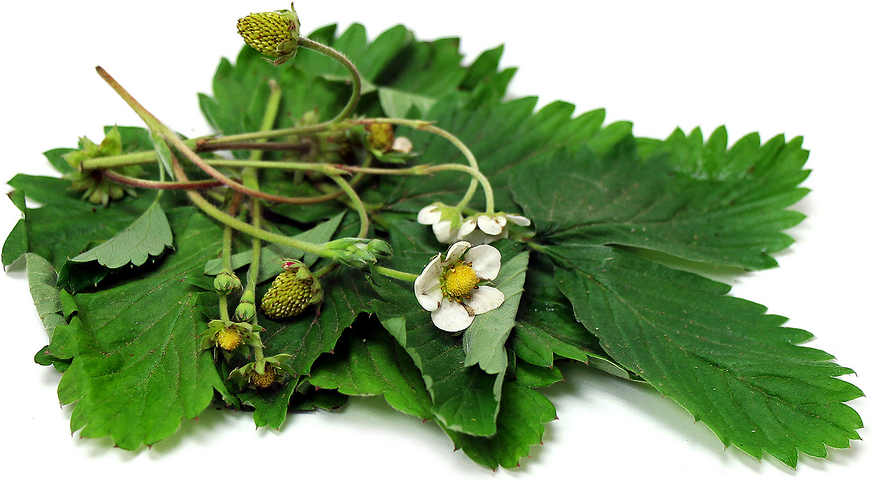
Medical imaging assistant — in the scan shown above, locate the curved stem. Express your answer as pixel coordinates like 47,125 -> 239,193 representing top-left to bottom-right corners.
298,37 -> 361,123
351,118 -> 483,211
425,164 -> 495,214
329,175 -> 369,238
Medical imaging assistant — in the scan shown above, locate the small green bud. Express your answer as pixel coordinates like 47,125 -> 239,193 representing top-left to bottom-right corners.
366,239 -> 393,257
237,7 -> 301,66
214,270 -> 242,294
324,238 -> 393,269
234,300 -> 257,322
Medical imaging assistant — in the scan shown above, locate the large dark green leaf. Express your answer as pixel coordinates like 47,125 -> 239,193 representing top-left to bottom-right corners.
511,131 -> 808,270
547,243 -> 863,467
56,209 -> 230,449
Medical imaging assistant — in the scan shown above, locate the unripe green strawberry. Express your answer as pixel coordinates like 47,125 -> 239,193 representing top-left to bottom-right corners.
260,260 -> 322,318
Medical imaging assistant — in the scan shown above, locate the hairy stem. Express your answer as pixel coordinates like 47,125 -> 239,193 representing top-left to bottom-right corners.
298,37 -> 361,123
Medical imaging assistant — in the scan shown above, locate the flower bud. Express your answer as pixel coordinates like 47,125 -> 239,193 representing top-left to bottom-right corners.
324,238 -> 393,268
237,7 -> 301,66
214,270 -> 242,294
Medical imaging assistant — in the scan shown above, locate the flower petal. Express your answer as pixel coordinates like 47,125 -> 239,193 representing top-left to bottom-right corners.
465,244 -> 501,280
431,300 -> 475,332
506,214 -> 531,226
458,217 -> 477,237
414,255 -> 444,311
417,204 -> 442,225
477,215 -> 503,235
444,241 -> 471,265
465,285 -> 505,315
432,220 -> 457,244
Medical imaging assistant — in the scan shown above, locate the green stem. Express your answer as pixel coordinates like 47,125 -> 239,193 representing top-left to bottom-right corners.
298,37 -> 361,123
329,174 -> 369,238
425,164 -> 495,214
372,266 -> 419,283
102,170 -> 223,190
170,156 -> 331,258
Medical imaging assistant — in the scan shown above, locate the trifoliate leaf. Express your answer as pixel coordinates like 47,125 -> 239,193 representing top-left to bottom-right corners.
70,201 -> 173,269
371,273 -> 502,437
56,209 -> 230,450
463,247 -> 529,374
546,244 -> 863,467
442,381 -> 557,469
309,315 -> 433,419
511,131 -> 809,270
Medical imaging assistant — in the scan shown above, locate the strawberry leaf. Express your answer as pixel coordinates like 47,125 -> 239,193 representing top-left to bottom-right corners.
546,244 -> 864,467
56,209 -> 230,449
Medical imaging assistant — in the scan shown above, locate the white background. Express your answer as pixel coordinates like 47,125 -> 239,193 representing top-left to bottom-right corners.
1,1 -> 869,478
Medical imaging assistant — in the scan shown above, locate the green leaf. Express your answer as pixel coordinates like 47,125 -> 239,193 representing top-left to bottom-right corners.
547,244 -> 863,467
510,253 -> 637,381
463,248 -> 529,374
8,174 -> 159,268
443,381 -> 557,469
308,315 -> 433,419
149,131 -> 175,180
371,273 -> 502,437
237,381 -> 297,429
378,87 -> 437,118
44,147 -> 77,174
56,209 -> 230,450
511,131 -> 809,270
24,253 -> 66,340
70,202 -> 173,269
2,219 -> 27,266
203,212 -> 344,281
378,96 -> 628,214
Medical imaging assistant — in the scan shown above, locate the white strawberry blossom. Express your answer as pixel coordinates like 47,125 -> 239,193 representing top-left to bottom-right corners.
457,212 -> 531,245
417,202 -> 462,243
414,241 -> 505,332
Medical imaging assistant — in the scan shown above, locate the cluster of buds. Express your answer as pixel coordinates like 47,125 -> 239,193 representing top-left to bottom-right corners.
261,259 -> 323,318
63,126 -> 141,206
213,269 -> 243,295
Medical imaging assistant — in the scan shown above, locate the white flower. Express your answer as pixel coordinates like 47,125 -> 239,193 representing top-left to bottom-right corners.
414,241 -> 505,332
457,213 -> 531,245
417,202 -> 462,244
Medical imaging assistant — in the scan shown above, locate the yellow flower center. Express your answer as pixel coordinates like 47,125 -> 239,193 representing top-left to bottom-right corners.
216,327 -> 242,351
443,262 -> 479,298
